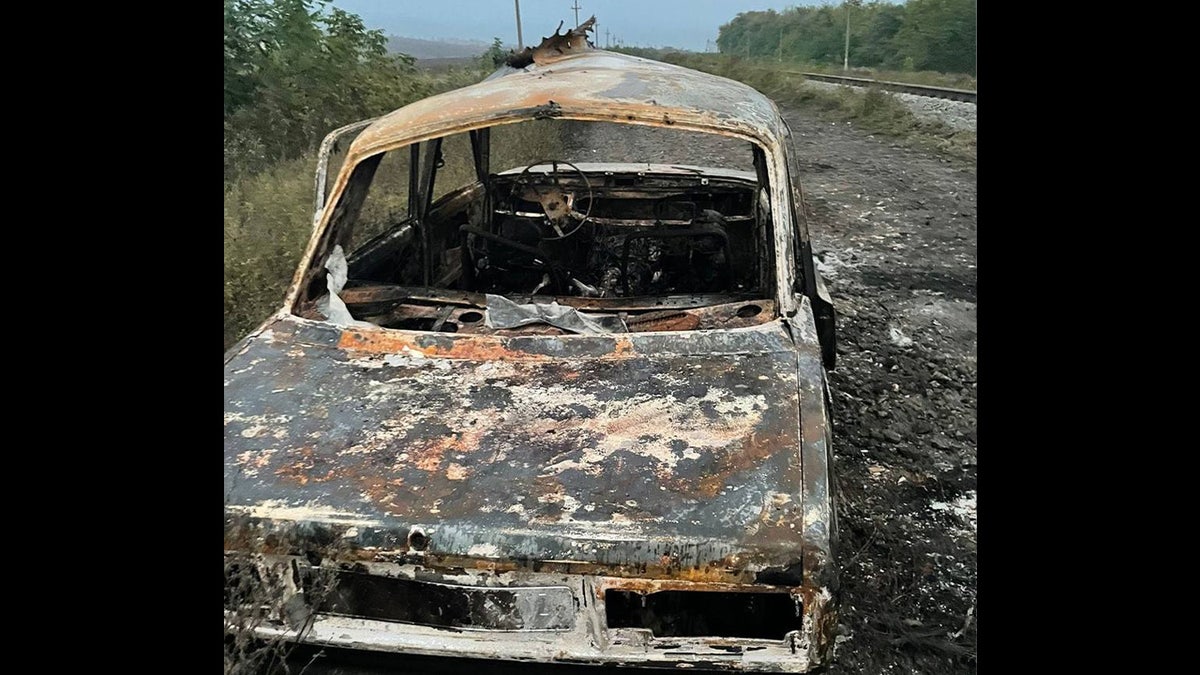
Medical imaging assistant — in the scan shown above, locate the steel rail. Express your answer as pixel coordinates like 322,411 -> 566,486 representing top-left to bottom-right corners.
788,71 -> 977,103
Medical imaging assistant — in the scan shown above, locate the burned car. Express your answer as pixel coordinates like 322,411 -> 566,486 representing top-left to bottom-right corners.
224,21 -> 839,672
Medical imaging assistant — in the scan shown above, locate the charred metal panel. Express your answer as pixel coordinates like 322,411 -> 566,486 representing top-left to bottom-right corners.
319,571 -> 575,630
225,556 -> 833,671
786,296 -> 838,653
225,316 -> 809,577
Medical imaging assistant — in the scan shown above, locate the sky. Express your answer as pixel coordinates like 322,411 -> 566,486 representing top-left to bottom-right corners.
330,0 -> 830,53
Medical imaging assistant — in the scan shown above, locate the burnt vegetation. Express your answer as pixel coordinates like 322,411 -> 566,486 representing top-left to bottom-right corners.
223,549 -> 337,674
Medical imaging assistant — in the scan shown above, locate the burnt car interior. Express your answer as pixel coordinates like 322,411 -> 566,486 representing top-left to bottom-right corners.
295,121 -> 790,335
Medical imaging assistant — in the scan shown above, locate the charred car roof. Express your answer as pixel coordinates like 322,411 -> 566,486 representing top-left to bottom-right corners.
342,46 -> 788,166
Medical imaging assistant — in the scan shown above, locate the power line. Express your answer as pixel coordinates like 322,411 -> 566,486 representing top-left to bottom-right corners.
514,0 -> 524,50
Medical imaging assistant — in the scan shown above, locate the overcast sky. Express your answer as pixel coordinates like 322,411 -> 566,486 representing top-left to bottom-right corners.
330,0 -> 832,52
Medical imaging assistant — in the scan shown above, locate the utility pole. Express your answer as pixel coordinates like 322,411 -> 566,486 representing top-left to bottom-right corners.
843,1 -> 850,71
571,1 -> 581,27
514,0 -> 524,50
605,28 -> 611,48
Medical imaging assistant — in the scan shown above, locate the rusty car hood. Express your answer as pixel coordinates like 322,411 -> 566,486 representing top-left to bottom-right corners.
224,316 -> 812,578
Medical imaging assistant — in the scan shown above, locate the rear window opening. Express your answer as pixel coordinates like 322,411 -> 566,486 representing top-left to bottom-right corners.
604,590 -> 803,640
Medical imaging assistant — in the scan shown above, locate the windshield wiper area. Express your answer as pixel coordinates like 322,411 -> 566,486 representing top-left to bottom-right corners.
338,284 -> 489,314
336,285 -> 625,335
484,294 -> 626,334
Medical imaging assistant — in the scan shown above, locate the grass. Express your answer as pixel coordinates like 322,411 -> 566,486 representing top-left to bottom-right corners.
780,61 -> 976,90
224,155 -> 317,350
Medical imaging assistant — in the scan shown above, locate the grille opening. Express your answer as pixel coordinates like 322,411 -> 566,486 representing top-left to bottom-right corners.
319,571 -> 502,628
604,590 -> 802,640
312,571 -> 575,631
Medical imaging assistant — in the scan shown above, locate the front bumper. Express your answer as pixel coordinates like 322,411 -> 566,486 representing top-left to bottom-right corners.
225,559 -> 835,672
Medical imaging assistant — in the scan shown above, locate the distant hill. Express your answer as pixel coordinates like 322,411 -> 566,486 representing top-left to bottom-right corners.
387,35 -> 497,59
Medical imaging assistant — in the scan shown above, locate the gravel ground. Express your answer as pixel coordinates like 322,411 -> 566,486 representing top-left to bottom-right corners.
803,79 -> 977,132
784,106 -> 977,673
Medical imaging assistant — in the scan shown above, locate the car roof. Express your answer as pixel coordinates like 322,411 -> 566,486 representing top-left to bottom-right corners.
343,47 -> 788,166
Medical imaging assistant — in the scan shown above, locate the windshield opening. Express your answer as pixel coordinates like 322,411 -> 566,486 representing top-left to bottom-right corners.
296,118 -> 780,335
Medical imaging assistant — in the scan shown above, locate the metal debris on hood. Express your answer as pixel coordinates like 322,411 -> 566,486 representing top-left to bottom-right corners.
506,15 -> 596,68
316,245 -> 373,328
483,293 -> 626,334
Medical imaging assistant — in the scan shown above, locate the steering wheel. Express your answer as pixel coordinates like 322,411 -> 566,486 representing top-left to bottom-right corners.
511,159 -> 594,240
460,225 -> 573,294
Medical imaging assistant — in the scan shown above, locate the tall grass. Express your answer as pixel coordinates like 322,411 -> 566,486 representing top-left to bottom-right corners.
224,155 -> 316,350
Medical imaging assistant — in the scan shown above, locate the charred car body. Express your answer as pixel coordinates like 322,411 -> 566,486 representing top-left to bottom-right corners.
224,21 -> 839,672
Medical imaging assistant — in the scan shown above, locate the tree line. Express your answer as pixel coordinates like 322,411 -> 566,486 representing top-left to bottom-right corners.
716,0 -> 976,75
223,0 -> 488,180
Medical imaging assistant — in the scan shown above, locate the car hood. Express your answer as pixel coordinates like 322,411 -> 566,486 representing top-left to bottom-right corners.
224,316 -> 810,579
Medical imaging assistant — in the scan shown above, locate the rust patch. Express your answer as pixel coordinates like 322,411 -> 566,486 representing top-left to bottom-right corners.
356,474 -> 402,513
613,337 -> 635,356
338,330 -> 549,361
338,329 -> 648,361
406,429 -> 488,473
627,312 -> 701,332
273,447 -> 335,485
663,426 -> 797,499
596,576 -> 795,595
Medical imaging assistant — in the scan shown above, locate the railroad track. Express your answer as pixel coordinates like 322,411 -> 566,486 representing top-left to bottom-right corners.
791,72 -> 976,103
